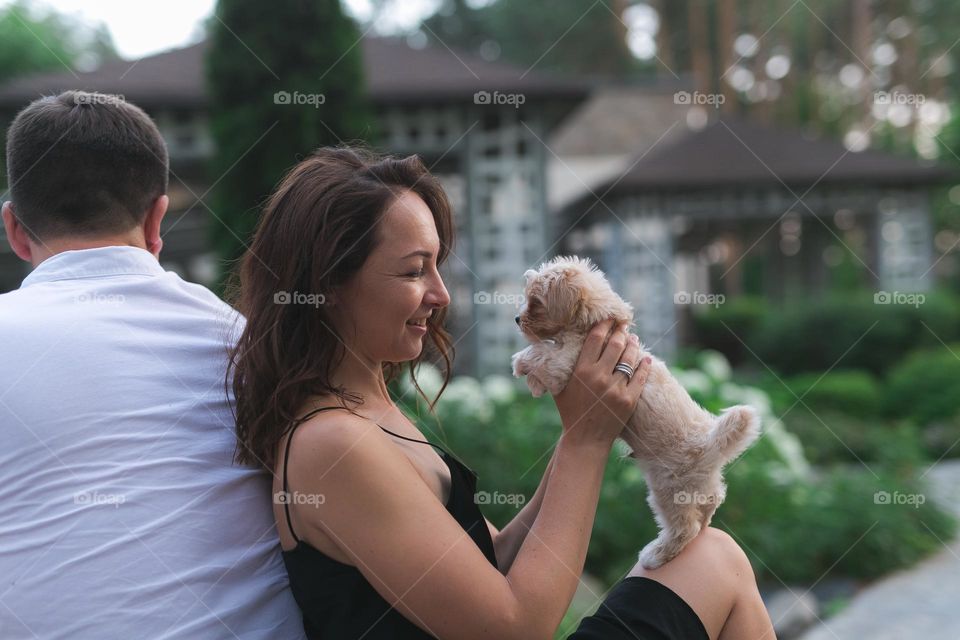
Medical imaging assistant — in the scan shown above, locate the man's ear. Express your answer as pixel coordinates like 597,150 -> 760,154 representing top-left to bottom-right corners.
2,201 -> 34,262
142,194 -> 169,258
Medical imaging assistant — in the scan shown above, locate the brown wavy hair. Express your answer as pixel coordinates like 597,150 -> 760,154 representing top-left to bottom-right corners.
225,146 -> 455,471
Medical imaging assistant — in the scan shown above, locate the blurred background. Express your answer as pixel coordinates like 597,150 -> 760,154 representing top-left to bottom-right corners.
1,1 -> 959,638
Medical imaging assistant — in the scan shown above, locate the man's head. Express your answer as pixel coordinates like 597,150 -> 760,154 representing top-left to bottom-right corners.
2,90 -> 170,266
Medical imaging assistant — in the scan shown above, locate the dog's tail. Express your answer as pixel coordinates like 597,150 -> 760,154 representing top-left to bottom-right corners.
704,406 -> 761,465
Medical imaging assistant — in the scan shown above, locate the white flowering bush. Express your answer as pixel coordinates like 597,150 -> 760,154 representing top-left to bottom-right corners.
395,352 -> 955,585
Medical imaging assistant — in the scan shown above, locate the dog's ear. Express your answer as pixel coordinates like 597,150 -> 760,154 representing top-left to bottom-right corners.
543,267 -> 585,328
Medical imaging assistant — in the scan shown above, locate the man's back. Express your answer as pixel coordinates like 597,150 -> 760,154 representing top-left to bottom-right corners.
0,246 -> 305,639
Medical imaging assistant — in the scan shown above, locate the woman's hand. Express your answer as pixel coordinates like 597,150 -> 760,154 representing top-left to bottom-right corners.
553,320 -> 652,450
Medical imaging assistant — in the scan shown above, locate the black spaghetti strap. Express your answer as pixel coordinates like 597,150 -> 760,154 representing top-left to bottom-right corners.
282,406 -> 349,543
281,406 -> 458,543
376,424 -> 447,454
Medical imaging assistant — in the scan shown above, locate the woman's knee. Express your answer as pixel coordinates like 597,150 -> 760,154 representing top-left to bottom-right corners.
628,527 -> 756,590
625,528 -> 755,639
698,528 -> 752,571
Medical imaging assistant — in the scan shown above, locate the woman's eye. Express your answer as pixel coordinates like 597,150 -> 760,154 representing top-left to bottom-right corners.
406,269 -> 425,278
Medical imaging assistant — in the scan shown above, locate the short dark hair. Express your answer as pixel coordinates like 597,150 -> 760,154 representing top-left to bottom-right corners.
5,90 -> 169,241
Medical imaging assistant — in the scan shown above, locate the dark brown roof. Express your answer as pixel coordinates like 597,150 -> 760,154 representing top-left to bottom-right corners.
597,118 -> 956,195
550,84 -> 690,157
0,37 -> 588,109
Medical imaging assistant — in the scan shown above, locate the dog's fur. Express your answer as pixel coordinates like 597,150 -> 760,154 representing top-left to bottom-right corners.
511,256 -> 761,569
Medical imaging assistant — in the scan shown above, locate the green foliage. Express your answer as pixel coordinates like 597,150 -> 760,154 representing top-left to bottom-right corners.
724,462 -> 956,583
691,296 -> 770,367
764,369 -> 884,418
694,290 -> 960,377
0,1 -> 116,83
421,0 -> 646,78
206,0 -> 373,286
884,345 -> 960,425
395,352 -> 955,589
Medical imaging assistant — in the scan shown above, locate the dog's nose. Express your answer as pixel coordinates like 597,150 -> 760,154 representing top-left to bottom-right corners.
515,315 -> 520,325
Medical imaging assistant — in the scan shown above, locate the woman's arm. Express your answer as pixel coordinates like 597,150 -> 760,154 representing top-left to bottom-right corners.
489,446 -> 559,573
287,321 -> 649,640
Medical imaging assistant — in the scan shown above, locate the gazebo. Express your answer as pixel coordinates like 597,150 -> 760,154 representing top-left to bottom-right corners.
561,118 -> 956,360
0,37 -> 589,377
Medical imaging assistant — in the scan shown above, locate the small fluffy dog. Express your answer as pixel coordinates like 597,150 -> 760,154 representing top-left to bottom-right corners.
511,256 -> 760,569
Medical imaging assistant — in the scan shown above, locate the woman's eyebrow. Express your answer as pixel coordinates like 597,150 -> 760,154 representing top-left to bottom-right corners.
400,250 -> 433,259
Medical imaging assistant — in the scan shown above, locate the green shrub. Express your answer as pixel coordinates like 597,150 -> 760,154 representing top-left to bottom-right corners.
920,413 -> 960,459
693,290 -> 960,377
884,345 -> 960,425
764,369 -> 884,418
691,296 -> 770,367
396,354 -> 956,589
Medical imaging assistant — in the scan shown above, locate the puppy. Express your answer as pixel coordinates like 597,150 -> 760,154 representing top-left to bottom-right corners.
511,255 -> 760,569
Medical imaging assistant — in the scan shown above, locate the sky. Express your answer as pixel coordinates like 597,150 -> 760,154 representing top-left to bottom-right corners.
1,0 -> 442,59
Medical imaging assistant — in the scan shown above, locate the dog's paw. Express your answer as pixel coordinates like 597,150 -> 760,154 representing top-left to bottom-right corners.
511,349 -> 533,378
527,374 -> 547,397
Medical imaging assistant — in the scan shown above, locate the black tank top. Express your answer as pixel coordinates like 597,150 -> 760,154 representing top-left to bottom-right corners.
280,406 -> 499,639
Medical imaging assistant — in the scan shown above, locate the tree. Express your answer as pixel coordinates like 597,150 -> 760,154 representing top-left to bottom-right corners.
206,0 -> 373,284
421,0 -> 645,79
0,0 -> 116,83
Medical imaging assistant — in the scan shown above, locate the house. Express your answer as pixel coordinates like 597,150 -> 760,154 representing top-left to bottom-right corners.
555,114 -> 955,357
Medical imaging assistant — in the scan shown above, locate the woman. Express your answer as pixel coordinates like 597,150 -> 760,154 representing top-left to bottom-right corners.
227,147 -> 775,639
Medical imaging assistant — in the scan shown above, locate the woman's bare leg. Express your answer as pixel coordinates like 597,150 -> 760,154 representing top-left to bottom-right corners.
626,527 -> 777,640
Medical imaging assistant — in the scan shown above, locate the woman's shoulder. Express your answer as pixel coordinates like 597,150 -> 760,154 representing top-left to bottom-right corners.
286,406 -> 376,462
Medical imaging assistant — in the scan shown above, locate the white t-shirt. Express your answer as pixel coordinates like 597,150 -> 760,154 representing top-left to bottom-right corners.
0,246 -> 306,639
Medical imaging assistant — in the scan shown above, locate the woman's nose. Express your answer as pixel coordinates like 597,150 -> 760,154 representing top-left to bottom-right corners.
428,277 -> 450,308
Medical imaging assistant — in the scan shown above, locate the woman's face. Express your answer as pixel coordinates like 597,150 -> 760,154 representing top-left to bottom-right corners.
330,189 -> 451,364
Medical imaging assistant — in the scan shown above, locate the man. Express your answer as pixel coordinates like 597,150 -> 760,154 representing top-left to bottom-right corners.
0,91 -> 305,639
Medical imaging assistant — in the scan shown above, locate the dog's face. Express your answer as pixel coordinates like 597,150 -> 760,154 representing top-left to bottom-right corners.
516,256 -> 633,341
